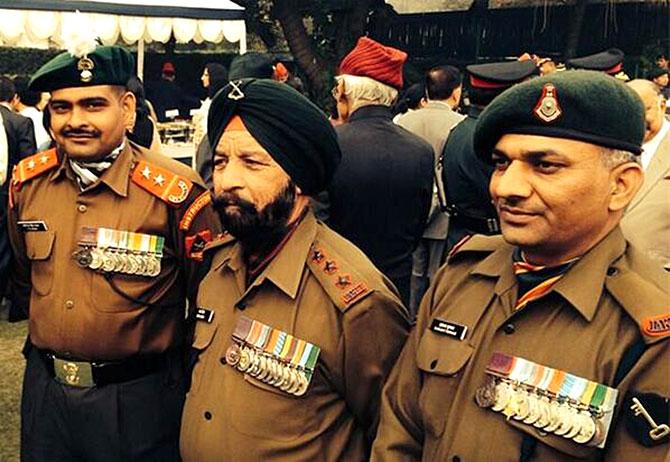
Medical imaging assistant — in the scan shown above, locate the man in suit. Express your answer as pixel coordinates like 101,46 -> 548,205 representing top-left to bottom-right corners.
0,76 -> 36,299
621,79 -> 670,270
328,37 -> 434,307
395,65 -> 465,315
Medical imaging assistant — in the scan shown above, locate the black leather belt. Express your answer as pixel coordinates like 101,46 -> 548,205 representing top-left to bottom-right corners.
37,349 -> 167,388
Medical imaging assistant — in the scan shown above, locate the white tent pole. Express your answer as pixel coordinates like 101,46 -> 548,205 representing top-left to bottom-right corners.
239,24 -> 247,55
137,37 -> 145,80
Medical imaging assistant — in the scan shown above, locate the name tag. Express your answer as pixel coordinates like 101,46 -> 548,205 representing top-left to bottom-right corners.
195,308 -> 214,323
17,220 -> 48,232
430,318 -> 468,340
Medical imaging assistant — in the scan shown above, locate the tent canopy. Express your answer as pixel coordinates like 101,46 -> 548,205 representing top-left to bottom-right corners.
0,0 -> 246,51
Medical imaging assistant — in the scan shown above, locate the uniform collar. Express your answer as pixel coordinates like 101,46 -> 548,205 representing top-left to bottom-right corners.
49,142 -> 132,197
216,211 -> 318,299
471,227 -> 627,321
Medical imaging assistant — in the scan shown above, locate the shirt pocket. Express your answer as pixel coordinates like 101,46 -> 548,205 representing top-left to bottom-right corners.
24,231 -> 56,296
416,330 -> 473,438
189,321 -> 220,395
89,272 -> 160,313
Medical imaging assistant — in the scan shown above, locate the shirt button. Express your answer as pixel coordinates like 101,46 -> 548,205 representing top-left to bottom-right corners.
64,300 -> 75,309
452,456 -> 461,462
204,411 -> 212,420
607,267 -> 618,276
219,357 -> 226,365
77,204 -> 87,213
503,323 -> 515,335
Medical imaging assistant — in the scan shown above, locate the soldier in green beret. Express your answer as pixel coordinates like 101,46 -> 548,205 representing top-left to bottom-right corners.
372,70 -> 669,461
8,42 -> 220,461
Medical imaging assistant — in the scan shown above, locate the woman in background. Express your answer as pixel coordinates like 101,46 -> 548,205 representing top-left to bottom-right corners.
127,75 -> 161,152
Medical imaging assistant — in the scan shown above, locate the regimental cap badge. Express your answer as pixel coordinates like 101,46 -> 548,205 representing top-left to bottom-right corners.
77,57 -> 95,83
533,83 -> 562,123
63,10 -> 98,83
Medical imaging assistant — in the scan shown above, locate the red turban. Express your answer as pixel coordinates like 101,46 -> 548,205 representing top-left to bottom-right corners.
338,37 -> 407,89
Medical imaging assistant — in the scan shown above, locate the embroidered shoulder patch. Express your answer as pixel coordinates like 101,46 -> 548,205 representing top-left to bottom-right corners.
179,191 -> 212,231
642,313 -> 670,338
131,160 -> 193,206
13,149 -> 59,186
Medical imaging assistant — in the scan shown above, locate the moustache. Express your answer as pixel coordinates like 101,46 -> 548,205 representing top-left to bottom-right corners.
61,128 -> 100,138
212,192 -> 257,213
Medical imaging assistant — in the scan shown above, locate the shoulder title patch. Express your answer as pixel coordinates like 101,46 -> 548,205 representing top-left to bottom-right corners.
179,191 -> 212,231
642,313 -> 670,338
131,160 -> 193,206
13,149 -> 59,186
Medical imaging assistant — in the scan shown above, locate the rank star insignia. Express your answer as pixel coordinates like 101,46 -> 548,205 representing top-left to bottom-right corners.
534,83 -> 562,123
153,174 -> 165,186
141,166 -> 152,179
40,155 -> 49,165
27,160 -> 36,170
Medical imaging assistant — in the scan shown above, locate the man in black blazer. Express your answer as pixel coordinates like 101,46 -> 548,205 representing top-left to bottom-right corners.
0,76 -> 36,299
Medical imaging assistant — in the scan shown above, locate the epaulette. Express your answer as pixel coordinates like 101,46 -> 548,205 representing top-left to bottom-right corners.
447,234 -> 504,264
12,149 -> 59,186
179,191 -> 213,231
131,160 -> 193,206
306,239 -> 374,312
606,267 -> 670,344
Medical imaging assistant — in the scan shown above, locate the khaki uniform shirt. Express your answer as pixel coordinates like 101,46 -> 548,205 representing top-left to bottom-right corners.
8,142 -> 221,360
180,212 -> 411,461
372,228 -> 670,461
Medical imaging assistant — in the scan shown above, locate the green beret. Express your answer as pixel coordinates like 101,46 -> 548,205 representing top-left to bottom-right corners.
208,78 -> 341,195
473,70 -> 645,161
29,46 -> 134,92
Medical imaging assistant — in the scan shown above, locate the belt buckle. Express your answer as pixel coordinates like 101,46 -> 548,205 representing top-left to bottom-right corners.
53,358 -> 95,387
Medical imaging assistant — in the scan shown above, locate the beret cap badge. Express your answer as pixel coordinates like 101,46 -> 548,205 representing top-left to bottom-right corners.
77,57 -> 95,83
534,83 -> 562,123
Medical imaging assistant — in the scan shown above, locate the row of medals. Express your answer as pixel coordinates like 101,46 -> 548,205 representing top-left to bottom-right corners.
475,376 -> 606,447
225,343 -> 310,397
74,246 -> 162,277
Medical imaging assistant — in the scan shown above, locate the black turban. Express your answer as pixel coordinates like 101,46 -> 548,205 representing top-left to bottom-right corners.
208,78 -> 341,195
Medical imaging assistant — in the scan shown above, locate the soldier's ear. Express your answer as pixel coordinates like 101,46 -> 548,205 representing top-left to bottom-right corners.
608,161 -> 643,212
121,91 -> 137,129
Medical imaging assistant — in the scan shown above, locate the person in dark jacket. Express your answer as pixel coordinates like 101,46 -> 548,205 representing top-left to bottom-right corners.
442,60 -> 538,252
328,37 -> 433,306
0,76 -> 36,299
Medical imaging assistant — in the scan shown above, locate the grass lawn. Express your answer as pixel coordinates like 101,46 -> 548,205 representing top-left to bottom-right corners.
0,321 -> 27,462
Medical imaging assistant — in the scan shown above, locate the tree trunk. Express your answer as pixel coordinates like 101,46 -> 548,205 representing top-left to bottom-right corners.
274,0 -> 329,96
563,0 -> 588,59
334,0 -> 374,60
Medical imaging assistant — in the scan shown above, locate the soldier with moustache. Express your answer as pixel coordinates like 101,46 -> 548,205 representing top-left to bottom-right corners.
8,43 -> 220,461
372,71 -> 669,461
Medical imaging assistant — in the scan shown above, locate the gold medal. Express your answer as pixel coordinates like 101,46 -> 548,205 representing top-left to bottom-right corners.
534,396 -> 552,428
89,248 -> 104,270
102,250 -> 116,272
492,381 -> 512,412
554,404 -> 574,436
573,411 -> 597,444
544,400 -> 563,433
237,347 -> 252,372
523,394 -> 541,425
287,369 -> 302,394
294,372 -> 310,397
513,389 -> 531,421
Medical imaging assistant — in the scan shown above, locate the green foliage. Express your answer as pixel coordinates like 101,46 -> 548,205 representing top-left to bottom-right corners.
0,47 -> 60,77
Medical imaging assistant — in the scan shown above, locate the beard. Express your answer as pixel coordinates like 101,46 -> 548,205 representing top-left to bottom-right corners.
212,183 -> 297,254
